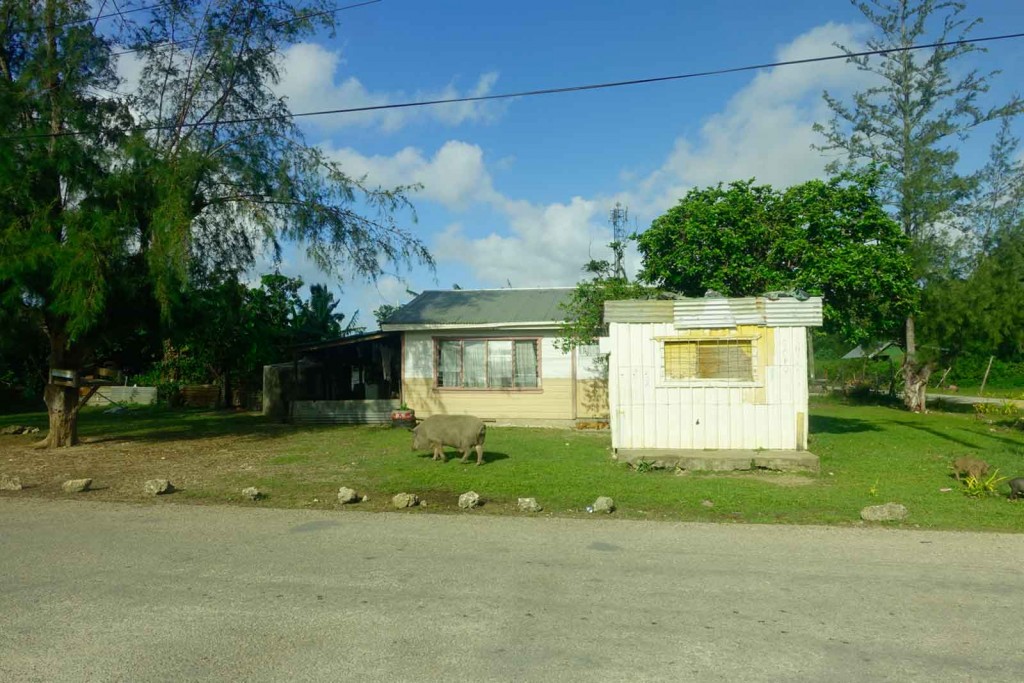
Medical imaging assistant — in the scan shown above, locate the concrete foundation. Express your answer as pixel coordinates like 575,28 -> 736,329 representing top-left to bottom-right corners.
615,449 -> 819,473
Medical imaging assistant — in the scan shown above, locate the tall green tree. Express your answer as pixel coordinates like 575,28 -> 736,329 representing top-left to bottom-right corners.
813,0 -> 1021,409
296,284 -> 363,343
634,174 -> 917,345
0,1 -> 431,446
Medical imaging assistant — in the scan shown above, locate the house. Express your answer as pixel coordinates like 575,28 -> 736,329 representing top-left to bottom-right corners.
263,332 -> 402,423
599,295 -> 823,469
380,288 -> 608,426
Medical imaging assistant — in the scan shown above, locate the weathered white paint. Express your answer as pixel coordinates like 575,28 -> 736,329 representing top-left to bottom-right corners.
402,330 -> 574,381
604,320 -> 812,451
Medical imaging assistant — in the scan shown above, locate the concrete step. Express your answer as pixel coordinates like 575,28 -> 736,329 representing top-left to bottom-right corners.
615,449 -> 819,473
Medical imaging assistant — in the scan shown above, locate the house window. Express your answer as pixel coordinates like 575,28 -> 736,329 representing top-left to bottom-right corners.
663,339 -> 754,382
435,338 -> 540,389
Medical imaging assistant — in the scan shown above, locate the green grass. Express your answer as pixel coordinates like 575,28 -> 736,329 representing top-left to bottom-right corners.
2,398 -> 1023,531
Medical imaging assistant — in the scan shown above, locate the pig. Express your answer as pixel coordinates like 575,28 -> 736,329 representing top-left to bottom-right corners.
1008,478 -> 1024,500
951,456 -> 989,482
411,415 -> 487,465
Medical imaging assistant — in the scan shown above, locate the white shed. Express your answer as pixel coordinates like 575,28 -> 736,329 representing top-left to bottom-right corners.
599,296 -> 823,468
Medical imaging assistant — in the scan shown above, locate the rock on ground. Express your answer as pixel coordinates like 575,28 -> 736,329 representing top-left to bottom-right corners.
1,474 -> 24,491
337,487 -> 359,504
145,479 -> 174,495
592,496 -> 615,513
392,492 -> 419,509
517,497 -> 542,513
1,425 -> 39,435
241,487 -> 262,501
860,502 -> 909,522
62,479 -> 92,493
458,491 -> 482,509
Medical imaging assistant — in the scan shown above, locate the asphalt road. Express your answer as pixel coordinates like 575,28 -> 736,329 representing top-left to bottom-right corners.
1,498 -> 1023,682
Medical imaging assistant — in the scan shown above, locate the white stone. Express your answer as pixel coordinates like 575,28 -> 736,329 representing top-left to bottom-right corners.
337,487 -> 359,504
62,478 -> 92,493
517,497 -> 542,513
145,479 -> 173,495
458,491 -> 482,509
860,502 -> 909,522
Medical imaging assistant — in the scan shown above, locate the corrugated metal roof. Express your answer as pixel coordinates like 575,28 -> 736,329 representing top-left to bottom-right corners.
604,300 -> 674,323
761,298 -> 823,327
608,295 -> 824,328
383,288 -> 574,326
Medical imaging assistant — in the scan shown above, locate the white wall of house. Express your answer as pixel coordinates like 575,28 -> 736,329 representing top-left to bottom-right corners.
605,322 -> 810,451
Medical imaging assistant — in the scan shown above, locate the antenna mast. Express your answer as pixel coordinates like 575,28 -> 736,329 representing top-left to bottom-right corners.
609,203 -> 628,280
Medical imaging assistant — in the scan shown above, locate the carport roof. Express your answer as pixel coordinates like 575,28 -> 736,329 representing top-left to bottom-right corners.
382,288 -> 574,329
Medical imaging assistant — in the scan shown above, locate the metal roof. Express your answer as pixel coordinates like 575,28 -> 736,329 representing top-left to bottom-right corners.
382,288 -> 575,328
606,295 -> 824,328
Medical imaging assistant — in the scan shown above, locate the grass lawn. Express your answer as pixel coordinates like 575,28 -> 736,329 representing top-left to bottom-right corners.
2,397 -> 1023,531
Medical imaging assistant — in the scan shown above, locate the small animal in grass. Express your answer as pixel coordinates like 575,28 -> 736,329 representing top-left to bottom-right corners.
951,456 -> 989,482
411,415 -> 487,465
1008,478 -> 1024,500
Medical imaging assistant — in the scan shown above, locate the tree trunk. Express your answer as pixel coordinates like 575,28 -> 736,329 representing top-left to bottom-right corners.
42,383 -> 80,447
900,314 -> 929,411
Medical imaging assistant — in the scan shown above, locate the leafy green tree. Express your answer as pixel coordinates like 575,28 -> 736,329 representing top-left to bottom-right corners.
296,284 -> 363,343
557,248 -> 653,351
813,0 -> 1021,408
635,174 -> 917,345
374,304 -> 402,328
0,1 -> 431,446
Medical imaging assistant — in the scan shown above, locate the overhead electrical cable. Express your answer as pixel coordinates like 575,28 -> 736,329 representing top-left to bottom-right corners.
6,29 -> 1024,140
111,0 -> 382,57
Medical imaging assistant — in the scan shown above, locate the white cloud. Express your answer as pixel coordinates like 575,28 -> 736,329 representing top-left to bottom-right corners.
275,43 -> 504,132
324,140 -> 500,210
251,22 -> 882,294
628,22 -> 874,217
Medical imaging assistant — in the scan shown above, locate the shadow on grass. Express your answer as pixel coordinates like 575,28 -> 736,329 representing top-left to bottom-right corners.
414,451 -> 510,465
809,415 -> 883,434
75,408 -> 375,445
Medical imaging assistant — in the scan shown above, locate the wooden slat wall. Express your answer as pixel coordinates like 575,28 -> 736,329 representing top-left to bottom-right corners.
608,323 -> 809,450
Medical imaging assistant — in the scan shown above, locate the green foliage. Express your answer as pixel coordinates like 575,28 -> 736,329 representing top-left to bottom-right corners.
815,0 -> 1021,283
960,470 -> 1008,499
920,231 -> 1024,363
635,174 -> 917,344
557,276 -> 653,351
374,304 -> 403,328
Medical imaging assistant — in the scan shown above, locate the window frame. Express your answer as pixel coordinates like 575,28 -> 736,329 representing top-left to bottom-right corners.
655,334 -> 761,388
432,336 -> 543,391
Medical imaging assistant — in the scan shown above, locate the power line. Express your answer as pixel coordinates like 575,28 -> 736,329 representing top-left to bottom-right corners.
7,29 -> 1024,140
111,0 -> 381,57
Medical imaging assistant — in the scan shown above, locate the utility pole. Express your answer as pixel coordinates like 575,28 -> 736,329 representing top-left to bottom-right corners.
609,203 -> 628,280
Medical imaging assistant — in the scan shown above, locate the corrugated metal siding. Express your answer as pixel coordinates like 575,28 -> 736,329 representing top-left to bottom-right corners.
763,298 -> 823,327
604,300 -> 673,323
607,322 -> 809,450
292,399 -> 400,424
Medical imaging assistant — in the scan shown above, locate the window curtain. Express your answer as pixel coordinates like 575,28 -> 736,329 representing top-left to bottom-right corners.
487,340 -> 514,388
463,341 -> 486,388
438,341 -> 461,387
514,340 -> 539,387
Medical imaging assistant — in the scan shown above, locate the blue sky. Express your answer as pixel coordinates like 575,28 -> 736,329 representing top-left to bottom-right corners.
196,0 -> 1024,326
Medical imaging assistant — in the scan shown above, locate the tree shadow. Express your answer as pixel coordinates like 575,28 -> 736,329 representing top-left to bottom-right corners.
878,421 -> 1024,450
810,415 -> 883,434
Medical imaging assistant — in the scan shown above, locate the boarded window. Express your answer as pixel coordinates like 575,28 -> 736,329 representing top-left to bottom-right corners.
664,339 -> 753,381
435,338 -> 540,389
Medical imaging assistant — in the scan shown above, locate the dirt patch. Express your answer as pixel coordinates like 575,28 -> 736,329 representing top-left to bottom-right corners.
0,430 -> 282,503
